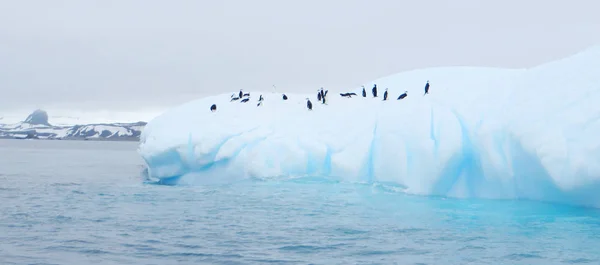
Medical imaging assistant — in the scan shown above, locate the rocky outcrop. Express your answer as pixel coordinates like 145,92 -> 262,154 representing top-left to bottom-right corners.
24,109 -> 51,126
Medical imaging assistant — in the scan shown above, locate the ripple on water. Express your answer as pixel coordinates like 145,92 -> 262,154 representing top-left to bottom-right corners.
504,252 -> 545,261
173,243 -> 203,249
50,183 -> 82,187
458,245 -> 486,251
334,227 -> 368,235
278,244 -> 342,254
562,258 -> 599,264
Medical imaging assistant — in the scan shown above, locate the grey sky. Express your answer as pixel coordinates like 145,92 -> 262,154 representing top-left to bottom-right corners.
1,0 -> 599,115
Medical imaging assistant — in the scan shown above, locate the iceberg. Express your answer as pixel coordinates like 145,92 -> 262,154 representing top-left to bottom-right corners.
139,46 -> 600,208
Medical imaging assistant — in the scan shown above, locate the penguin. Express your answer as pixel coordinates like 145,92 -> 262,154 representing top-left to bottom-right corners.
397,91 -> 408,100
383,88 -> 388,101
241,98 -> 250,103
306,98 -> 312,110
282,94 -> 288,100
230,94 -> 240,101
317,90 -> 322,101
239,90 -> 243,99
362,86 -> 366,97
210,104 -> 217,112
372,84 -> 378,97
424,81 -> 430,95
257,95 -> 264,107
243,92 -> 250,97
322,89 -> 328,104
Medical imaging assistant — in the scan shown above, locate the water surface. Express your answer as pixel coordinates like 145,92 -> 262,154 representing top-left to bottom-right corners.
1,139 -> 599,264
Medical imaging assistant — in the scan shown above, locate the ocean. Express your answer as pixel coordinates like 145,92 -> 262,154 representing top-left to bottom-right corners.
1,139 -> 599,264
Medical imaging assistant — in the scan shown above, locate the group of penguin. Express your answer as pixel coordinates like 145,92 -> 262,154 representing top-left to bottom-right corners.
210,81 -> 430,112
210,90 -> 262,111
306,88 -> 329,110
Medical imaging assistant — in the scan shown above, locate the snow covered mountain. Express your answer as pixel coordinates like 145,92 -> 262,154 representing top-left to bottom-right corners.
0,109 -> 145,140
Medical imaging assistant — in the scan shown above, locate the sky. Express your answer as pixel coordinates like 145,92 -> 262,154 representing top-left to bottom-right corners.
1,0 -> 599,122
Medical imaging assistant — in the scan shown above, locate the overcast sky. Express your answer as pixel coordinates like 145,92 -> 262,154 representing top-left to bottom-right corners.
1,0 -> 599,118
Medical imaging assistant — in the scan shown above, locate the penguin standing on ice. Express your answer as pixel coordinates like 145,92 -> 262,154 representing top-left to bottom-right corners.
424,81 -> 430,95
362,86 -> 366,97
372,84 -> 378,97
317,89 -> 322,102
322,89 -> 328,104
239,89 -> 243,99
210,104 -> 217,112
257,95 -> 264,106
306,98 -> 313,110
383,88 -> 388,101
397,91 -> 408,100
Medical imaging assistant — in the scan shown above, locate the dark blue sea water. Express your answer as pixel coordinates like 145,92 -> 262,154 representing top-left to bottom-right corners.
1,139 -> 600,265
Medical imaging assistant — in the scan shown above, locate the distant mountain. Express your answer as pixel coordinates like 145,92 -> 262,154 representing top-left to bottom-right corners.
24,109 -> 51,126
0,110 -> 146,141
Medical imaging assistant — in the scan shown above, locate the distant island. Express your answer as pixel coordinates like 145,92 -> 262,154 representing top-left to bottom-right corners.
0,109 -> 146,141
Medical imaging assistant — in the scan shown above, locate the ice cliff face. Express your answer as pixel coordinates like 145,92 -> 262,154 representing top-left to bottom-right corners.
139,46 -> 600,208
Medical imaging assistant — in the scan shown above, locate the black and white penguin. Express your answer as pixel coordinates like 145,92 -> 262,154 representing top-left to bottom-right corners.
306,98 -> 312,110
239,90 -> 243,99
257,95 -> 264,106
241,98 -> 250,103
317,90 -> 322,101
243,92 -> 250,97
424,81 -> 430,95
383,88 -> 388,101
362,86 -> 366,97
372,84 -> 378,97
322,89 -> 328,104
397,91 -> 408,100
210,104 -> 217,112
230,94 -> 240,101
282,94 -> 288,100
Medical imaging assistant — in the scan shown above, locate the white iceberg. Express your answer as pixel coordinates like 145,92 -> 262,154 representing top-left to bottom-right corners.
139,46 -> 600,207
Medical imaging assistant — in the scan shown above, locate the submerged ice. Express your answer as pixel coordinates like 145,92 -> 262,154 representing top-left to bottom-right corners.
139,46 -> 600,208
